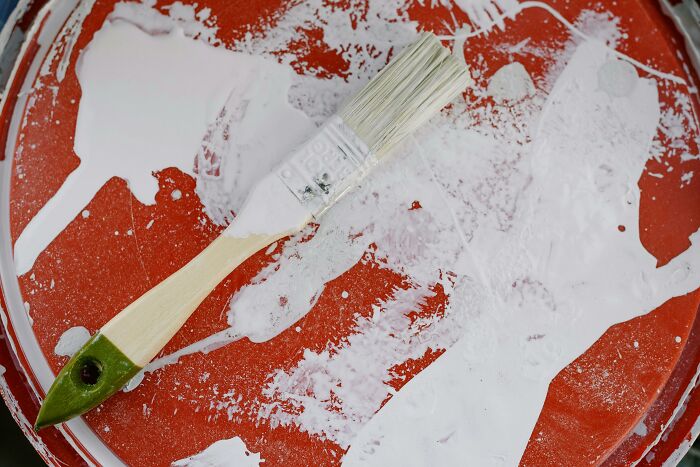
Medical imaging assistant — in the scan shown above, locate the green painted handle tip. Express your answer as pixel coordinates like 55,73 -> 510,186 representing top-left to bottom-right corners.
35,333 -> 141,431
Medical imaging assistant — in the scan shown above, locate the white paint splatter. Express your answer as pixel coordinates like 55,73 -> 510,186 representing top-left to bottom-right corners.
54,326 -> 91,357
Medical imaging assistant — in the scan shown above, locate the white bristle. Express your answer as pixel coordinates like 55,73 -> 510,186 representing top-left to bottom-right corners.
340,32 -> 471,156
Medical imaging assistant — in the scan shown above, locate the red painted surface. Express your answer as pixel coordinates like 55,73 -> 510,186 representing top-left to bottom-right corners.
0,0 -> 699,465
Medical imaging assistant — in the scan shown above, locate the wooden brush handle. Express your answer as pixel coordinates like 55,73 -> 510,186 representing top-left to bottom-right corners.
36,173 -> 315,429
101,233 -> 280,367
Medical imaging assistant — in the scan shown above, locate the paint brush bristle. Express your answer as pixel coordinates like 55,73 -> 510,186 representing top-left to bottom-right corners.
340,32 -> 471,157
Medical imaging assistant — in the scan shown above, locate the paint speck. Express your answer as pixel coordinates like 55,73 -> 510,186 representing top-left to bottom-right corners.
171,189 -> 182,200
681,171 -> 694,187
618,225 -> 626,232
104,426 -> 110,433
114,231 -> 119,236
127,229 -> 133,236
341,291 -> 349,299
576,366 -> 583,374
82,209 -> 90,218
295,326 -> 301,333
633,341 -> 639,349
675,336 -> 682,343
146,219 -> 155,229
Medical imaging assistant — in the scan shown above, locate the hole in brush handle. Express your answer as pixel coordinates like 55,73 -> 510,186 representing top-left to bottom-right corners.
77,357 -> 103,386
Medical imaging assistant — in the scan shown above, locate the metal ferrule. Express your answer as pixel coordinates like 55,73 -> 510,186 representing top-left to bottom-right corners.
276,115 -> 374,218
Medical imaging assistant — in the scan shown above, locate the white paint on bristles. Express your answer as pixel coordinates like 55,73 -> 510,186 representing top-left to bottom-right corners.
12,0 -> 700,465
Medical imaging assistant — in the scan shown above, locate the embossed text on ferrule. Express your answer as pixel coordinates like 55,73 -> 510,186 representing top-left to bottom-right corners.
277,116 -> 373,216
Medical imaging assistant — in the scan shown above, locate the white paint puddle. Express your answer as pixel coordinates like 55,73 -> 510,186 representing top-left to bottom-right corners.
13,19 -> 311,275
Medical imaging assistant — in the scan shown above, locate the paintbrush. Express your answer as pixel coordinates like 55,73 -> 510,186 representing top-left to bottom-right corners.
34,32 -> 470,430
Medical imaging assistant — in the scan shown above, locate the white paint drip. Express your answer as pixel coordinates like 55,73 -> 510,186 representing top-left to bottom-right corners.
54,326 -> 91,357
171,436 -> 263,467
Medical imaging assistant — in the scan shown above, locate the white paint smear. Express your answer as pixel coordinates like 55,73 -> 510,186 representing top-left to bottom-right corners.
171,436 -> 263,467
54,326 -> 90,357
343,40 -> 699,466
13,18 -> 312,275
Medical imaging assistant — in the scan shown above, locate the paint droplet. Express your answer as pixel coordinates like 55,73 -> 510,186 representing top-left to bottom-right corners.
171,189 -> 182,200
82,209 -> 90,218
618,225 -> 626,232
633,341 -> 639,349
675,336 -> 682,343
341,291 -> 349,299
